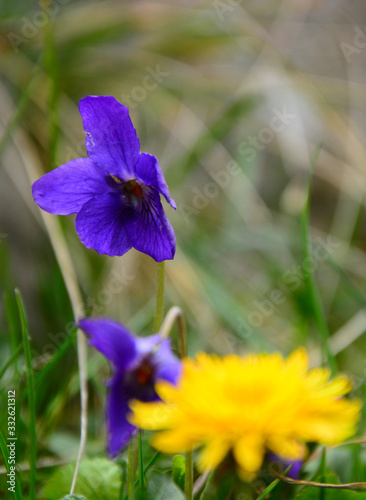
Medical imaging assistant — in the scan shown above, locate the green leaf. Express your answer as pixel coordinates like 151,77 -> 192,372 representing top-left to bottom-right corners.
172,455 -> 186,492
133,470 -> 184,500
61,495 -> 87,500
43,458 -> 121,500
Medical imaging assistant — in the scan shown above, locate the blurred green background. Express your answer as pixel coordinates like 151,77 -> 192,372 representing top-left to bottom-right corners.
1,0 -> 366,497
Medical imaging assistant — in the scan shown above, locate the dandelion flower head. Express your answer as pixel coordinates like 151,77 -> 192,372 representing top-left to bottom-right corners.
130,349 -> 361,480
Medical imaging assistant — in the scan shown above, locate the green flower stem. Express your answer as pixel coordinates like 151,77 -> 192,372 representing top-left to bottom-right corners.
175,312 -> 193,500
185,451 -> 194,500
133,262 -> 166,494
127,441 -> 135,499
157,305 -> 193,498
138,430 -> 146,488
153,261 -> 166,333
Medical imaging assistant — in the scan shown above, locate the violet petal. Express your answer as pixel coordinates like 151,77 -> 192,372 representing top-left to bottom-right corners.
75,192 -> 132,256
78,318 -> 136,369
79,96 -> 140,180
154,338 -> 181,385
32,158 -> 109,215
106,372 -> 136,456
135,153 -> 176,209
124,190 -> 176,262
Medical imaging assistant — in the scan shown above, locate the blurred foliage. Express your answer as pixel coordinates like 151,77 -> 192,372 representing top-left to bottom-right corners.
1,0 -> 366,497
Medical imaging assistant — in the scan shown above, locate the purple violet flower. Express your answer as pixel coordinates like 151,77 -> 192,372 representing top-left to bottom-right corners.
266,452 -> 302,479
32,96 -> 176,262
78,317 -> 181,456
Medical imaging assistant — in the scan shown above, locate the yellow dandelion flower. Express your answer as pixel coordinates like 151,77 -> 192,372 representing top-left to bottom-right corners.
129,348 -> 361,480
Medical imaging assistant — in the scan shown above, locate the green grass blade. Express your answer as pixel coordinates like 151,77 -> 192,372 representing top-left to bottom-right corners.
0,431 -> 22,500
144,451 -> 160,475
0,343 -> 22,381
326,257 -> 366,308
256,477 -> 282,500
3,291 -> 21,378
256,465 -> 292,500
300,144 -> 337,375
199,471 -> 214,500
15,288 -> 37,499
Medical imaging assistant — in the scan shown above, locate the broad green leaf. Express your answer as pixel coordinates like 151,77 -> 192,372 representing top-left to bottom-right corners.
132,470 -> 184,500
43,458 -> 120,500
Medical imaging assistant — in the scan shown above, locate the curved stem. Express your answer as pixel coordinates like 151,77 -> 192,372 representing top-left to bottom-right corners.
160,306 -> 183,339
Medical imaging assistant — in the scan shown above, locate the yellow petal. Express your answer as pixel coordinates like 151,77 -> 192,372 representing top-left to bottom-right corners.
151,430 -> 197,454
233,435 -> 265,478
128,400 -> 173,430
155,380 -> 180,404
197,438 -> 231,472
286,347 -> 308,373
268,437 -> 305,461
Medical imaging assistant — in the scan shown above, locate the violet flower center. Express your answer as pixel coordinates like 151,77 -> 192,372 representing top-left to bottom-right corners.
109,175 -> 146,206
124,355 -> 157,402
124,179 -> 144,198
